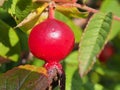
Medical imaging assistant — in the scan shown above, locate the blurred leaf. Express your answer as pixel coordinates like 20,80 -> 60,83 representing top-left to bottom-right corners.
106,54 -> 120,73
15,0 -> 37,22
78,12 -> 112,77
0,19 -> 21,62
55,11 -> 82,43
16,29 -> 29,52
115,84 -> 120,90
0,65 -> 48,90
94,84 -> 104,90
31,58 -> 45,67
56,5 -> 88,18
2,0 -> 18,15
100,0 -> 120,40
2,0 -> 49,32
64,51 -> 82,90
15,3 -> 48,31
83,0 -> 88,4
0,8 -> 16,27
64,51 -> 96,90
3,0 -> 42,22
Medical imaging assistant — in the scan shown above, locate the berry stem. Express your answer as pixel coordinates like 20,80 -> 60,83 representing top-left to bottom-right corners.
48,1 -> 55,19
44,62 -> 65,90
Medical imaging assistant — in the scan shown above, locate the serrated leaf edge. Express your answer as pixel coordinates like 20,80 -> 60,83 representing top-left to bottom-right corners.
78,12 -> 112,77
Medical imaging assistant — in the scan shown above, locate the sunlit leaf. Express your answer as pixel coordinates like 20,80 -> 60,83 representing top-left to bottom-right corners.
31,57 -> 45,67
94,84 -> 104,90
78,12 -> 112,77
0,19 -> 21,62
2,0 -> 18,15
0,65 -> 48,90
15,3 -> 48,31
3,0 -> 43,22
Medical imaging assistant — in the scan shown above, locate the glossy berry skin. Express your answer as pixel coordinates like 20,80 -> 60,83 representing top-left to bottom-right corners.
28,18 -> 75,63
98,43 -> 114,63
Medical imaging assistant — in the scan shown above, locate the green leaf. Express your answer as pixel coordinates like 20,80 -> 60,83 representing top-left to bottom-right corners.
16,29 -> 29,52
3,0 -> 49,32
64,51 -> 96,90
15,0 -> 36,22
55,11 -> 82,43
0,19 -> 21,62
3,0 -> 42,22
0,65 -> 48,90
2,0 -> 18,15
94,84 -> 104,90
56,5 -> 88,18
31,57 -> 45,67
0,8 -> 16,27
100,0 -> 120,40
15,3 -> 48,31
64,51 -> 83,90
78,12 -> 112,77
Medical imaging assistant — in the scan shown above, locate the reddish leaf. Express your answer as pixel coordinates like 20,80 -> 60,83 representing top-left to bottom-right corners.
0,65 -> 49,90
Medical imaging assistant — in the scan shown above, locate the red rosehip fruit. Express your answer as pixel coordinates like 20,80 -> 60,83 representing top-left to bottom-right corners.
28,18 -> 75,63
98,43 -> 114,63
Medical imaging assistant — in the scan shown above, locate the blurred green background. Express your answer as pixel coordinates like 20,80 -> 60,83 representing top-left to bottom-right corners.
0,0 -> 120,90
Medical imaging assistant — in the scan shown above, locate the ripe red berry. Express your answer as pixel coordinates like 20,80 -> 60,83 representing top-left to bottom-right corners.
98,43 -> 114,63
28,18 -> 75,63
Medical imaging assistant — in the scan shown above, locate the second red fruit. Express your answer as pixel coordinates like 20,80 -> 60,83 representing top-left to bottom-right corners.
28,18 -> 75,63
98,43 -> 114,63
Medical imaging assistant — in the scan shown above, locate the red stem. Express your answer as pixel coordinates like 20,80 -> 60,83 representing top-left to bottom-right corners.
48,2 -> 55,19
